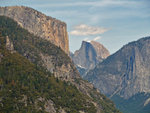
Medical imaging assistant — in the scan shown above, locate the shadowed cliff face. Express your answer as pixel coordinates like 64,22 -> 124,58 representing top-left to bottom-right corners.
71,41 -> 110,77
0,6 -> 69,54
85,37 -> 150,99
73,41 -> 98,69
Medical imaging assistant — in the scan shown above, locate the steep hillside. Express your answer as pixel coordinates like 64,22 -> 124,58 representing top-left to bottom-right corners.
85,36 -> 150,113
71,41 -> 109,77
0,16 -> 121,113
0,35 -> 97,113
112,93 -> 150,113
0,6 -> 69,54
0,15 -> 75,81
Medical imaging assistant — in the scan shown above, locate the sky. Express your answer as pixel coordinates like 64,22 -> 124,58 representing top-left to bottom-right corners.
0,0 -> 150,54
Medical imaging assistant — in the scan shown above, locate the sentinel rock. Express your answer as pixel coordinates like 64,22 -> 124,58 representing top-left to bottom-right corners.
71,41 -> 110,77
0,6 -> 69,54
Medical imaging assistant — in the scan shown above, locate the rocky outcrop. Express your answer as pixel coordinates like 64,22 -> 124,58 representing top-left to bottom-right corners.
0,6 -> 69,54
6,36 -> 16,53
40,53 -> 79,82
36,98 -> 56,113
0,35 -> 15,61
85,36 -> 150,99
0,15 -> 121,113
71,41 -> 110,77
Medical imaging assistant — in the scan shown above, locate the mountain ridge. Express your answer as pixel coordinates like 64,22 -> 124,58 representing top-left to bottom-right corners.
85,36 -> 150,113
0,15 -> 121,113
71,40 -> 110,77
86,36 -> 150,98
0,34 -> 98,113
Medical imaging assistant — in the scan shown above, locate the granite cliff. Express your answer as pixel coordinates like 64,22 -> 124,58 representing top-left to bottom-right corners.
0,16 -> 120,113
85,37 -> 150,113
71,41 -> 110,77
0,34 -> 97,113
0,6 -> 69,54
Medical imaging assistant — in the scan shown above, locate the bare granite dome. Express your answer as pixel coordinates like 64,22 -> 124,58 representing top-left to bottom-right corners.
71,40 -> 110,77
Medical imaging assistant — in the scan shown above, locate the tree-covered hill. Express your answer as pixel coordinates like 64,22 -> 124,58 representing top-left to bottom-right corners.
0,34 -> 96,113
0,16 -> 121,113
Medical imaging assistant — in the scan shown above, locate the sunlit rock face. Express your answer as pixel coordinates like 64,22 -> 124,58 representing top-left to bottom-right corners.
0,15 -> 121,113
0,6 -> 69,54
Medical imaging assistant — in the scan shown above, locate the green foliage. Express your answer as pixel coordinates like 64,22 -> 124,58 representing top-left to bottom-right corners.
0,34 -> 96,113
0,16 -> 71,67
0,16 -> 120,113
88,88 -> 121,113
111,93 -> 150,113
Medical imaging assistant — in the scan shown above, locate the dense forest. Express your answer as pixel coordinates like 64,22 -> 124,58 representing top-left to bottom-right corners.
0,34 -> 96,113
0,16 -> 121,113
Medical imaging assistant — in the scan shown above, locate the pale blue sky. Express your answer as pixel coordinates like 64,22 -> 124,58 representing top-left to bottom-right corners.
0,0 -> 150,54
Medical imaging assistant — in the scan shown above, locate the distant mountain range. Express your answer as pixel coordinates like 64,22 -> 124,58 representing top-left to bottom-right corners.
85,36 -> 150,113
0,6 -> 120,113
70,40 -> 110,77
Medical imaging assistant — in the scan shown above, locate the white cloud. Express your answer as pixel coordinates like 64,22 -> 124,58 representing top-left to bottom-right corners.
83,38 -> 89,41
93,36 -> 102,41
70,24 -> 108,36
83,38 -> 91,42
83,36 -> 102,43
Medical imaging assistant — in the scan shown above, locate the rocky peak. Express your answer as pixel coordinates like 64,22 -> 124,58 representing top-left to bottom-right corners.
85,36 -> 150,99
0,6 -> 69,54
0,34 -> 15,54
73,41 -> 97,69
6,36 -> 15,53
90,41 -> 110,59
71,40 -> 110,77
